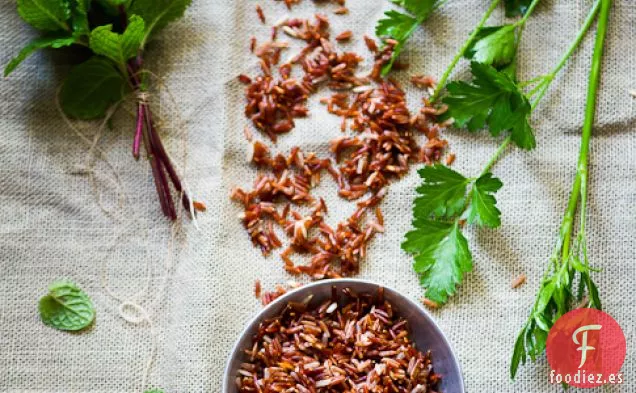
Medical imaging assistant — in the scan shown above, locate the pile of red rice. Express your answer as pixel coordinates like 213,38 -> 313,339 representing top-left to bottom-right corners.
234,7 -> 450,294
236,287 -> 442,392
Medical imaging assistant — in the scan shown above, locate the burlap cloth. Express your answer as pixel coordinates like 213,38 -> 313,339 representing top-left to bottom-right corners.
0,0 -> 634,391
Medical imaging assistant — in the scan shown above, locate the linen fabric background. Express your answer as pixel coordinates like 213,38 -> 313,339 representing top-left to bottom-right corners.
1,0 -> 634,392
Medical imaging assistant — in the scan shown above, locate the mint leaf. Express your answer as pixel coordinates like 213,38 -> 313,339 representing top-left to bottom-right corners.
4,35 -> 77,77
99,0 -> 130,5
17,0 -> 71,32
39,281 -> 95,331
464,25 -> 517,67
70,0 -> 90,35
505,0 -> 532,17
414,165 -> 469,219
403,219 -> 472,304
60,57 -> 129,119
90,15 -> 145,66
443,62 -> 535,149
129,0 -> 192,41
465,173 -> 503,228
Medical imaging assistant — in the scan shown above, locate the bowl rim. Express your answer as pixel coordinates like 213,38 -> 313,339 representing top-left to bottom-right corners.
222,278 -> 465,392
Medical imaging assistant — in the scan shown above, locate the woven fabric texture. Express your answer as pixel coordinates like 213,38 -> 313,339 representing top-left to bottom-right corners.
0,0 -> 634,392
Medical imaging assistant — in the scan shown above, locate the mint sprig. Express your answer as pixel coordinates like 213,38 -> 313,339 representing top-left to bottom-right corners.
5,0 -> 195,220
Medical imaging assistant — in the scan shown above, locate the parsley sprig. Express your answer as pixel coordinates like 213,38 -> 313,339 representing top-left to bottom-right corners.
375,0 -> 449,76
402,0 -> 606,306
5,0 -> 194,220
511,0 -> 610,379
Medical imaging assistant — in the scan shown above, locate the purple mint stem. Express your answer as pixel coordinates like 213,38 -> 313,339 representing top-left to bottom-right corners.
143,135 -> 170,218
144,106 -> 191,212
128,54 -> 189,219
143,106 -> 176,220
133,103 -> 144,159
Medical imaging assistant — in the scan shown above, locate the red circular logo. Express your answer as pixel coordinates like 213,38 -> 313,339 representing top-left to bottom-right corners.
546,308 -> 626,388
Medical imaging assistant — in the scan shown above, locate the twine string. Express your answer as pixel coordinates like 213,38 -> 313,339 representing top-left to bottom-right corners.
56,68 -> 193,392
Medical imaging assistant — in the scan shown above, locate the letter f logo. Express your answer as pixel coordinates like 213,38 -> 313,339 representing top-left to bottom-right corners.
572,324 -> 602,368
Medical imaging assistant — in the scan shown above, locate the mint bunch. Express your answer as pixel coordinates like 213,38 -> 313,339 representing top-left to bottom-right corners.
5,0 -> 193,220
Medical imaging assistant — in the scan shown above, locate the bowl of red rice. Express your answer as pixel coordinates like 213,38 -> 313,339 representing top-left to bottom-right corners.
223,279 -> 464,392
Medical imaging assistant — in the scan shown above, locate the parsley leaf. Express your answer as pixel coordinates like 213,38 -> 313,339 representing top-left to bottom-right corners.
129,0 -> 192,42
505,0 -> 533,17
465,173 -> 503,228
464,25 -> 517,67
17,0 -> 71,32
403,219 -> 472,304
375,0 -> 440,76
4,35 -> 77,77
39,281 -> 95,331
443,61 -> 535,150
413,165 -> 469,219
90,15 -> 145,66
389,0 -> 436,18
376,10 -> 418,42
60,57 -> 129,119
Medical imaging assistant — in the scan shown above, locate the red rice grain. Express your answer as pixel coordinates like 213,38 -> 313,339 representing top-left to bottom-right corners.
511,274 -> 527,289
335,30 -> 352,42
254,279 -> 262,299
256,4 -> 266,24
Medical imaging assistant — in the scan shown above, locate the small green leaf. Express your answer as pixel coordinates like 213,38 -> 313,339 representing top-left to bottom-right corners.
414,165 -> 469,219
4,35 -> 77,77
39,281 -> 95,331
144,390 -> 164,393
129,0 -> 192,41
70,0 -> 90,35
376,10 -> 418,41
510,327 -> 527,379
533,312 -> 551,332
465,173 -> 503,228
376,0 -> 440,76
99,0 -> 130,6
60,57 -> 129,119
390,0 -> 438,18
583,272 -> 602,310
535,280 -> 555,314
504,0 -> 533,17
90,15 -> 145,66
464,25 -> 517,67
17,0 -> 71,32
403,220 -> 472,304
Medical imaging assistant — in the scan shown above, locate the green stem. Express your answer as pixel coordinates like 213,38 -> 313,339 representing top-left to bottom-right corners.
430,0 -> 501,102
530,0 -> 602,110
480,136 -> 512,176
561,0 -> 611,265
516,0 -> 542,27
518,75 -> 548,87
